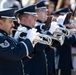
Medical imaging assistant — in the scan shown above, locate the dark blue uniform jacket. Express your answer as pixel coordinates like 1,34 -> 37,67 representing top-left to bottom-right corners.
0,29 -> 34,75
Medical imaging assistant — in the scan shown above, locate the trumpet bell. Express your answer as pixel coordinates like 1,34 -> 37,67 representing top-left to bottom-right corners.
37,34 -> 64,46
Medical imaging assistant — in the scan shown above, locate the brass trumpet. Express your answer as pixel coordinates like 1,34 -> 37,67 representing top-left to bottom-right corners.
13,28 -> 64,46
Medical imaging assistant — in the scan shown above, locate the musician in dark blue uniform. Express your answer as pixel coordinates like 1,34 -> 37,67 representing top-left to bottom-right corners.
14,3 -> 52,75
35,1 -> 56,75
48,17 -> 76,75
0,8 -> 40,75
53,14 -> 76,75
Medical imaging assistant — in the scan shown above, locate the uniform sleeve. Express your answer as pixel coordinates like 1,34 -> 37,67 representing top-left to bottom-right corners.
64,34 -> 76,45
0,38 -> 34,61
18,32 -> 48,52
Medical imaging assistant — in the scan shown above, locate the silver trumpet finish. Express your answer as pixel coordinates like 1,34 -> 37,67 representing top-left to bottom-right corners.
36,34 -> 64,46
13,28 -> 64,46
55,28 -> 69,36
57,27 -> 76,36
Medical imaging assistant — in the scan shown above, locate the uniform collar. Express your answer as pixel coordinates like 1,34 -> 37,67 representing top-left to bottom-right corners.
20,24 -> 31,29
0,29 -> 8,35
35,20 -> 45,27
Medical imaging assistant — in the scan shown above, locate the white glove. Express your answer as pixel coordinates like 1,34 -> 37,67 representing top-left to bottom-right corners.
57,15 -> 66,26
48,22 -> 59,34
26,28 -> 39,43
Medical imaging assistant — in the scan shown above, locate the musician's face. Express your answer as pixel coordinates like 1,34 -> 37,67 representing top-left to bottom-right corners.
48,3 -> 55,14
43,10 -> 48,21
36,10 -> 48,22
24,14 -> 37,28
64,0 -> 70,6
0,19 -> 14,34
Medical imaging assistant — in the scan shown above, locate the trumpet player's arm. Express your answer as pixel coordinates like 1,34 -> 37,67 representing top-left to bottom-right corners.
34,43 -> 49,52
17,32 -> 48,54
63,34 -> 76,45
0,36 -> 34,61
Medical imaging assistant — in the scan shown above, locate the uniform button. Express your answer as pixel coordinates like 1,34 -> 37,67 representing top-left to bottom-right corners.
46,64 -> 48,67
46,59 -> 47,62
22,65 -> 24,68
22,65 -> 24,75
45,54 -> 47,57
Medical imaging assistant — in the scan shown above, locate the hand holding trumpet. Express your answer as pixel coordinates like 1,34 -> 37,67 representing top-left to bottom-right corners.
26,28 -> 64,46
13,27 -> 64,47
26,28 -> 42,47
